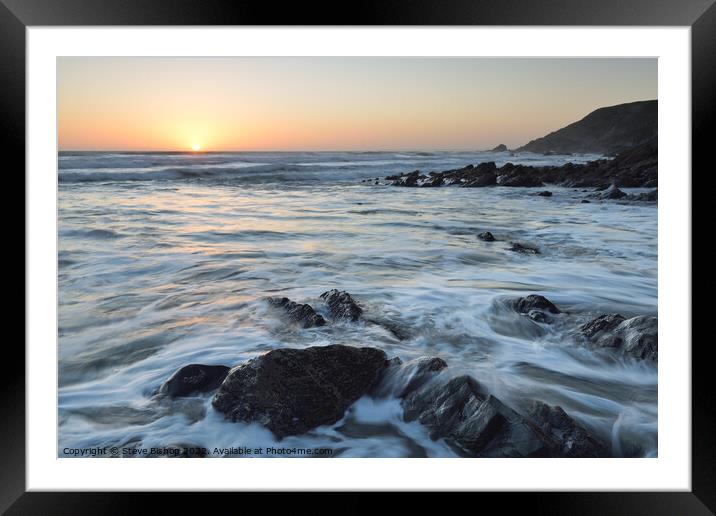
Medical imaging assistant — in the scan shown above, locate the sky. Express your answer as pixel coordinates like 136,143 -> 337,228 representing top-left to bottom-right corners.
57,57 -> 657,152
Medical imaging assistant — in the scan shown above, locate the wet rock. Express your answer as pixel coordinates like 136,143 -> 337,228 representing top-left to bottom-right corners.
365,317 -> 412,341
463,169 -> 497,187
580,314 -> 658,361
389,170 -> 426,187
509,242 -> 540,254
373,356 -> 448,398
628,188 -> 658,202
421,173 -> 444,187
491,144 -> 508,152
537,190 -> 553,197
402,376 -> 557,457
158,364 -> 231,398
497,169 -> 545,187
509,294 -> 562,319
212,345 -> 390,438
267,297 -> 326,328
320,289 -> 363,322
477,231 -> 496,242
527,401 -> 607,457
593,184 -> 627,200
580,314 -> 625,339
580,199 -> 591,203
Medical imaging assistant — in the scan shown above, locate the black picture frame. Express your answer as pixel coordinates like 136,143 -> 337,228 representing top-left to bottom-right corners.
4,0 -> 712,513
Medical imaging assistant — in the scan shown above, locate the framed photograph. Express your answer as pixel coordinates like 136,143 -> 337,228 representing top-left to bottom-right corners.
7,0 -> 712,511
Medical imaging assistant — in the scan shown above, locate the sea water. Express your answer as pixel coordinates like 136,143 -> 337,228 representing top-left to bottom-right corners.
58,151 -> 657,458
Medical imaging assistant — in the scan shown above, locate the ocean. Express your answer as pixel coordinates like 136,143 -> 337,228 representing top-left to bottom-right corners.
58,150 -> 657,458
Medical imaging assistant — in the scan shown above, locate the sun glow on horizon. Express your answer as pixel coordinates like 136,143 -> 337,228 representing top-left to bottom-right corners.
191,143 -> 202,152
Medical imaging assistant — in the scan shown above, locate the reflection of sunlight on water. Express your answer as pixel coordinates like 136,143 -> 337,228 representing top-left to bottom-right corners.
58,152 -> 657,458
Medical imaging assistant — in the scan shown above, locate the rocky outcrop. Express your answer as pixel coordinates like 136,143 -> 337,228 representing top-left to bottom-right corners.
193,343 -> 612,456
496,165 -> 545,187
158,364 -> 230,398
267,296 -> 326,328
537,190 -> 553,197
320,289 -> 363,322
517,100 -> 657,155
212,345 -> 389,438
580,314 -> 658,362
527,401 -> 607,457
508,242 -> 540,255
402,376 -> 558,457
383,136 -> 657,190
477,231 -> 496,242
491,144 -> 508,152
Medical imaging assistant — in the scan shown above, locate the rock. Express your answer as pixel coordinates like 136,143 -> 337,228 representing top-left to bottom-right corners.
464,170 -> 497,187
491,144 -> 508,152
628,188 -> 658,202
615,316 -> 658,361
580,314 -> 658,361
373,356 -> 448,398
365,317 -> 412,341
497,169 -> 544,187
580,199 -> 591,203
509,294 -> 562,316
212,345 -> 390,438
158,364 -> 230,398
509,242 -> 540,254
402,376 -> 557,457
527,401 -> 607,457
580,314 -> 625,339
537,190 -> 553,197
320,289 -> 363,322
477,231 -> 496,242
595,184 -> 627,200
267,297 -> 326,328
389,170 -> 426,187
421,174 -> 444,187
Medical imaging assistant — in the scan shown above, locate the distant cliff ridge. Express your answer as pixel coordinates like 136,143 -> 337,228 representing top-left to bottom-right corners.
517,100 -> 657,156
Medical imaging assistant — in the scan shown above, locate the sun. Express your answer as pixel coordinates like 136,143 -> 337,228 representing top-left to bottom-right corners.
191,143 -> 202,152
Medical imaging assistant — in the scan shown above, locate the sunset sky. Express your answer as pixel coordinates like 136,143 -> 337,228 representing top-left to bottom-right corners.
57,57 -> 656,152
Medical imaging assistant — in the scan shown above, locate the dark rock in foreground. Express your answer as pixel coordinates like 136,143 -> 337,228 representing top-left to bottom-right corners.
580,314 -> 658,362
267,296 -> 326,328
477,231 -> 496,242
158,364 -> 230,398
201,343 -> 611,456
212,345 -> 389,438
509,242 -> 540,255
537,190 -> 553,197
527,401 -> 607,457
402,376 -> 557,457
320,289 -> 363,322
